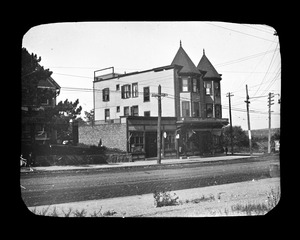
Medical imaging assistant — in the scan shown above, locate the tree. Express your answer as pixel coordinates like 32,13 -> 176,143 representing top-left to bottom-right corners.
50,99 -> 82,141
84,109 -> 94,125
22,48 -> 54,107
223,126 -> 249,148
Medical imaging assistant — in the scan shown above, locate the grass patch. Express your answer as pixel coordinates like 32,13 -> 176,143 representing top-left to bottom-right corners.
30,206 -> 117,217
231,186 -> 280,215
185,194 -> 215,204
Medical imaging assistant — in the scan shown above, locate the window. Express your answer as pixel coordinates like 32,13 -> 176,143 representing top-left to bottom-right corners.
104,109 -> 110,122
131,105 -> 139,116
129,132 -> 144,153
192,78 -> 198,93
116,84 -> 120,91
116,106 -> 120,113
206,104 -> 213,118
144,87 -> 150,102
214,81 -> 220,97
182,78 -> 188,92
204,81 -> 212,95
164,133 -> 175,150
215,104 -> 221,118
102,88 -> 110,102
192,102 -> 200,117
182,101 -> 190,117
121,84 -> 131,99
124,106 -> 130,116
132,83 -> 138,98
144,111 -> 150,117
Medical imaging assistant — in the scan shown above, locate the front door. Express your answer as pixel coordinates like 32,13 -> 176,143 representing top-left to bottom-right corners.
145,132 -> 157,158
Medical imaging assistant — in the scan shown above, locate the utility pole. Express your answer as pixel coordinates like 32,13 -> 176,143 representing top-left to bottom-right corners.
152,85 -> 168,164
226,92 -> 234,155
245,85 -> 252,156
268,92 -> 274,153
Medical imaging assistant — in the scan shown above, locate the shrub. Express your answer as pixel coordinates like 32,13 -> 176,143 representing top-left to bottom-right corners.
153,191 -> 179,208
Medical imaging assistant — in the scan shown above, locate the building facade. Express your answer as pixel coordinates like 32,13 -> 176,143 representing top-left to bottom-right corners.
21,76 -> 61,144
79,43 -> 229,159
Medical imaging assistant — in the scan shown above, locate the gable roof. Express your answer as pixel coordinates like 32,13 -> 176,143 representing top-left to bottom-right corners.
38,76 -> 60,89
171,44 -> 200,75
197,50 -> 221,80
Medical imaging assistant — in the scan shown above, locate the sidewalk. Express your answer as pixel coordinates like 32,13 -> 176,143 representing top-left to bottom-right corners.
22,154 -> 259,173
27,177 -> 280,217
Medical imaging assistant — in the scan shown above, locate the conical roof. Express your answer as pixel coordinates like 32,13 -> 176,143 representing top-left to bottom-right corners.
197,50 -> 221,80
171,42 -> 200,75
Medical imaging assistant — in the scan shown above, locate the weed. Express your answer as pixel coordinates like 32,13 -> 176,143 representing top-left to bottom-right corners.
153,191 -> 179,208
231,203 -> 269,215
185,194 -> 215,204
62,208 -> 73,217
102,209 -> 117,216
266,186 -> 280,209
50,207 -> 59,217
73,209 -> 87,217
90,207 -> 103,217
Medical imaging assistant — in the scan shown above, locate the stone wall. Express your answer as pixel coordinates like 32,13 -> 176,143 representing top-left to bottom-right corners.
79,123 -> 127,151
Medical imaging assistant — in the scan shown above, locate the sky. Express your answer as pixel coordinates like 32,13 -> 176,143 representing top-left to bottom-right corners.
22,21 -> 281,130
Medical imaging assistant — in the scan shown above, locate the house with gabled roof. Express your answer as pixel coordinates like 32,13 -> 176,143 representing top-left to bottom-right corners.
79,42 -> 228,159
22,75 -> 61,144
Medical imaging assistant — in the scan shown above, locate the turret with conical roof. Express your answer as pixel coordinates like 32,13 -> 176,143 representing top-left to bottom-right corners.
171,41 -> 200,75
197,49 -> 222,80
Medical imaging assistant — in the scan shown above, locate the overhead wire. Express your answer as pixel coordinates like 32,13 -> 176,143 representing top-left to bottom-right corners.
206,22 -> 277,43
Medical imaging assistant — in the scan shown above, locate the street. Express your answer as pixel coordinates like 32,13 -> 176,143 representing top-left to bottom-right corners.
20,155 -> 279,207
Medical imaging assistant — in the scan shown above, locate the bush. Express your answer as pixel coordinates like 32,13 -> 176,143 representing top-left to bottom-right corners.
153,191 -> 179,207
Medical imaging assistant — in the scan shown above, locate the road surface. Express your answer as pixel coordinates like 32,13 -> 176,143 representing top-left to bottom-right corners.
20,156 -> 278,207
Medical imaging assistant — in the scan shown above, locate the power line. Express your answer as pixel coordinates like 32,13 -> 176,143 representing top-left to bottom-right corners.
253,41 -> 279,96
241,24 -> 275,35
207,22 -> 277,43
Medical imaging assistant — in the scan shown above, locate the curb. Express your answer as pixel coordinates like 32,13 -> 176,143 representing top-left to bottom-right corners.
21,155 -> 258,174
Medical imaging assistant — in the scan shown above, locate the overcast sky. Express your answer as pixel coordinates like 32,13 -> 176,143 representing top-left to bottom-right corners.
22,21 -> 281,130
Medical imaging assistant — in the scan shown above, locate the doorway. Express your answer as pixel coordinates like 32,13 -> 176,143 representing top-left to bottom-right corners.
145,132 -> 157,158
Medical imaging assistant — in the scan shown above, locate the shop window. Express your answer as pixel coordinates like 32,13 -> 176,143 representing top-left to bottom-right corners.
164,133 -> 175,150
132,83 -> 138,98
129,132 -> 144,153
206,104 -> 213,118
182,101 -> 190,117
102,88 -> 110,102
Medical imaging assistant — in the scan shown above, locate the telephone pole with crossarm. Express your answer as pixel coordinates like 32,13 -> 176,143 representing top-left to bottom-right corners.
152,85 -> 168,164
